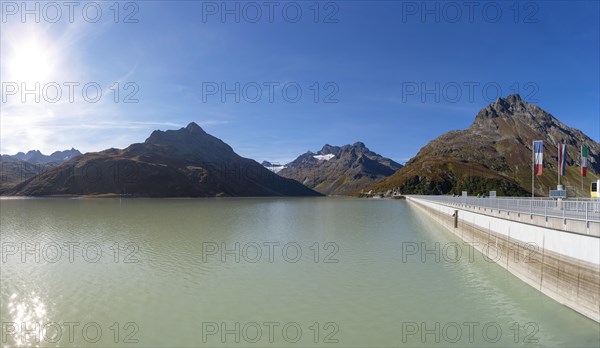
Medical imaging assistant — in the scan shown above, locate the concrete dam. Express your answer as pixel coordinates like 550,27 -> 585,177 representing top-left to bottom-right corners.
407,195 -> 600,322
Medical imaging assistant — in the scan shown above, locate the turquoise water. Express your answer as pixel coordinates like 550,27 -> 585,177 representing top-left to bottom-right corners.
1,198 -> 598,347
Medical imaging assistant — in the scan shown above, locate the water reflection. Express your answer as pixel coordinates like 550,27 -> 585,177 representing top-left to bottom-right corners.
6,291 -> 49,348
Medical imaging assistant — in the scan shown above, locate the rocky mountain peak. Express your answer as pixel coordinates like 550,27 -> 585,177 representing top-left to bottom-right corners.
475,94 -> 523,119
319,144 -> 339,155
504,93 -> 523,104
146,122 -> 209,145
185,122 -> 207,134
472,93 -> 552,129
279,142 -> 402,195
50,148 -> 81,155
140,122 -> 239,164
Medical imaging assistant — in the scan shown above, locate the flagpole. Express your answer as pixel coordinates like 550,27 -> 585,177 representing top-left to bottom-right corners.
581,171 -> 584,197
557,143 -> 560,187
532,141 -> 535,199
581,145 -> 584,197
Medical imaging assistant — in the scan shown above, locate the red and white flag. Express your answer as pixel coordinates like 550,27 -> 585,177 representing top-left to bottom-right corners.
558,144 -> 567,176
533,141 -> 543,176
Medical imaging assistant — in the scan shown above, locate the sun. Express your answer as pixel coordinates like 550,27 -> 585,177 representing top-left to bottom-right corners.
6,37 -> 57,83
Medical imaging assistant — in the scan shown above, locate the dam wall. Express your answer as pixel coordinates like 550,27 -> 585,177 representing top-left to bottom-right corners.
407,196 -> 600,322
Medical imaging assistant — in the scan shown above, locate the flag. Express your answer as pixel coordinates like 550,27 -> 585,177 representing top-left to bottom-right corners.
558,143 -> 567,176
533,141 -> 543,176
581,145 -> 588,177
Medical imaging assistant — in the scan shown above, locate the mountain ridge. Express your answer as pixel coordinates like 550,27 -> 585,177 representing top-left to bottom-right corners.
278,142 -> 402,195
2,148 -> 82,164
3,123 -> 321,197
366,94 -> 600,196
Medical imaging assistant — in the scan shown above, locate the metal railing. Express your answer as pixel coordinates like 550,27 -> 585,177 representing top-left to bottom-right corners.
411,195 -> 600,224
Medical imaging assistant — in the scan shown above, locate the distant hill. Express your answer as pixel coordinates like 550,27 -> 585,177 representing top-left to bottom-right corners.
4,148 -> 82,164
0,157 -> 40,190
366,94 -> 600,196
3,123 -> 321,197
0,148 -> 82,192
278,142 -> 402,195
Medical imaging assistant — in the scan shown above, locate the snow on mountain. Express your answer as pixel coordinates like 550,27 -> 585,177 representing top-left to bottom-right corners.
313,154 -> 335,161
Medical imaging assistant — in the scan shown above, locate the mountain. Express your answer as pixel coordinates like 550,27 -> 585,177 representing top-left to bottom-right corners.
278,142 -> 402,195
3,123 -> 321,197
0,157 -> 41,191
0,148 -> 82,191
6,148 -> 82,164
261,161 -> 286,173
366,94 -> 600,196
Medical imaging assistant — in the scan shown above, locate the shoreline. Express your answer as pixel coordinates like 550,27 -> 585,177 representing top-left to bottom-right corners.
0,194 -> 335,200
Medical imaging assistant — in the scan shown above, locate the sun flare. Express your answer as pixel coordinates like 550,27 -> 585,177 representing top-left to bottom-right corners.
7,38 -> 57,82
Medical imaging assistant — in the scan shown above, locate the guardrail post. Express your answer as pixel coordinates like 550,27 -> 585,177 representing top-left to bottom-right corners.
530,199 -> 533,215
454,210 -> 458,228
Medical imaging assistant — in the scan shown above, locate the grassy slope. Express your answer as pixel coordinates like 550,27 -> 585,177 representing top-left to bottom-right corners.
364,159 -> 599,197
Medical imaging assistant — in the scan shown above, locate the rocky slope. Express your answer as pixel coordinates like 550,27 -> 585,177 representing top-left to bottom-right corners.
4,123 -> 321,197
278,142 -> 402,195
0,149 -> 82,191
367,94 -> 600,196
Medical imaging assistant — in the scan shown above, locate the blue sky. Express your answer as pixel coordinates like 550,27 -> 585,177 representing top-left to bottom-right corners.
1,0 -> 598,164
